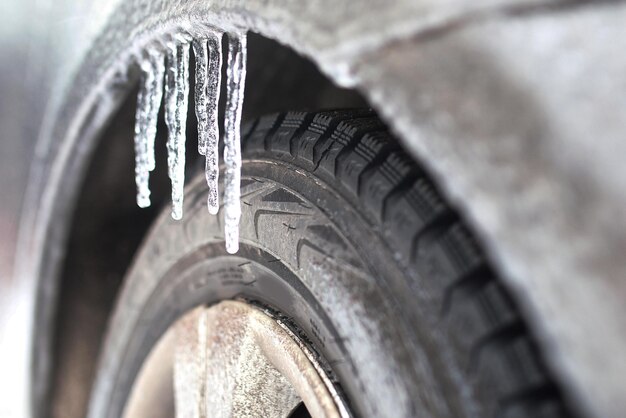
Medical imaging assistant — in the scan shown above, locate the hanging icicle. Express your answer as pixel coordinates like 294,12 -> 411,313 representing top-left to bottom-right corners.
133,29 -> 247,254
145,51 -> 165,173
193,39 -> 210,156
133,59 -> 152,209
193,31 -> 223,216
223,31 -> 247,254
133,51 -> 164,208
164,39 -> 190,220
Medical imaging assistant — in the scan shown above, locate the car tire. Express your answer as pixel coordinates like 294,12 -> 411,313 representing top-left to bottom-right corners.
87,110 -> 569,418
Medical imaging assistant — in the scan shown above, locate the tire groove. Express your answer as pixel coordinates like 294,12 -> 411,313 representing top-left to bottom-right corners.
239,110 -> 571,418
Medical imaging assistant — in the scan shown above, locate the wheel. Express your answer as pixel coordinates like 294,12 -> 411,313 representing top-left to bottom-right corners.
87,110 -> 568,418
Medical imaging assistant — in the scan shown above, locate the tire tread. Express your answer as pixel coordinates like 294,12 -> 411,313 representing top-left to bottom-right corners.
242,110 -> 570,418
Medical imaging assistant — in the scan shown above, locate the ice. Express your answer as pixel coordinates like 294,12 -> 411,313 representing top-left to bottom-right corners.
193,31 -> 223,215
145,51 -> 165,172
133,51 -> 164,208
133,61 -> 151,208
223,31 -> 247,254
193,40 -> 209,156
164,40 -> 190,220
133,30 -> 247,253
133,51 -> 165,208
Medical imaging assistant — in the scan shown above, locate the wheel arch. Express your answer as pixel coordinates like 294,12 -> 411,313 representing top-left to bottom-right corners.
15,1 -> 626,418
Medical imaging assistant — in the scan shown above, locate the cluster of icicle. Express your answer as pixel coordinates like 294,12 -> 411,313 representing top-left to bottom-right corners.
133,29 -> 247,254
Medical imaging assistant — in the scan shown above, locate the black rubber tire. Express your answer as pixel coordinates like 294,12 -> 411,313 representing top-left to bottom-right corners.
88,110 -> 569,418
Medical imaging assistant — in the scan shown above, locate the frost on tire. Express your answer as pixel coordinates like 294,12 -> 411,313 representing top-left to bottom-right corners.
132,29 -> 247,254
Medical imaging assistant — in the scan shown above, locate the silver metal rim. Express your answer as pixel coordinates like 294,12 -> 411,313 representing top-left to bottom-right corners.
122,300 -> 351,418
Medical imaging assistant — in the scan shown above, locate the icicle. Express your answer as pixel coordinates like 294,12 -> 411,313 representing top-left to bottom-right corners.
193,31 -> 223,215
223,31 -> 247,254
145,51 -> 165,172
193,39 -> 209,156
133,30 -> 247,255
133,61 -> 152,208
133,51 -> 164,208
164,40 -> 190,220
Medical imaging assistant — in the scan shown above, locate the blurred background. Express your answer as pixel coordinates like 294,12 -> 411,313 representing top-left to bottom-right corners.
0,2 -> 52,416
0,1 -> 113,416
0,1 -> 106,280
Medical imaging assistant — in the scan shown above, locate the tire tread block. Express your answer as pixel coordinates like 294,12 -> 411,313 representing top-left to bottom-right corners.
242,110 -> 569,417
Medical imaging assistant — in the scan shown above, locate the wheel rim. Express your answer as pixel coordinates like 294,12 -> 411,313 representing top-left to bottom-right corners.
122,300 -> 350,418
